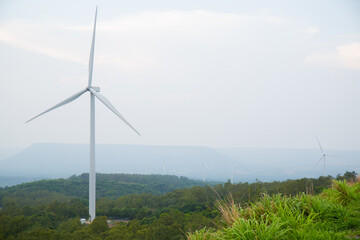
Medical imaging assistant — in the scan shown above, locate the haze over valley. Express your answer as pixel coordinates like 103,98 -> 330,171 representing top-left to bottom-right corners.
0,143 -> 358,187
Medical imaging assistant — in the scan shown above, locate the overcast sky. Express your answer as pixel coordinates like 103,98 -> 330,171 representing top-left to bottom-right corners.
0,0 -> 359,150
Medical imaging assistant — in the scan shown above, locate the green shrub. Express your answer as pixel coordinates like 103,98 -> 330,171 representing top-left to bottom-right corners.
322,180 -> 358,206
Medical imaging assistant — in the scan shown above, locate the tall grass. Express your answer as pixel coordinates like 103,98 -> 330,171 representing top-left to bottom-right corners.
188,179 -> 360,240
216,194 -> 242,226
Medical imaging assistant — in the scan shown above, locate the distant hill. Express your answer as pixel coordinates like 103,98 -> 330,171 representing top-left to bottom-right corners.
0,147 -> 21,161
0,143 -> 359,186
0,143 -> 235,186
0,176 -> 43,187
0,173 -> 208,206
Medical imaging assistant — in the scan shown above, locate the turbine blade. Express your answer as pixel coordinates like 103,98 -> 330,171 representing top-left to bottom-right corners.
203,162 -> 209,169
316,137 -> 324,154
314,156 -> 324,167
26,89 -> 88,123
88,6 -> 98,87
89,88 -> 141,136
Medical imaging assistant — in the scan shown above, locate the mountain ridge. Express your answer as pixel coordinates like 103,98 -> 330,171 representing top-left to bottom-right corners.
0,143 -> 359,186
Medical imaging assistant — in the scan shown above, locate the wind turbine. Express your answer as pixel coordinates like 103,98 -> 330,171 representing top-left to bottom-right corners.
202,161 -> 209,182
229,160 -> 234,184
221,159 -> 235,184
26,7 -> 140,222
315,137 -> 334,177
162,160 -> 167,175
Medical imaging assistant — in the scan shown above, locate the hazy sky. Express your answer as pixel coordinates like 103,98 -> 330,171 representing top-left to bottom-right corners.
0,0 -> 359,150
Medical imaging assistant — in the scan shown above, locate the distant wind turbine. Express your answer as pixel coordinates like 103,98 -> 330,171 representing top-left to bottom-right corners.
162,160 -> 167,175
229,160 -> 234,184
315,137 -> 335,177
26,7 -> 140,222
221,159 -> 235,184
202,161 -> 209,182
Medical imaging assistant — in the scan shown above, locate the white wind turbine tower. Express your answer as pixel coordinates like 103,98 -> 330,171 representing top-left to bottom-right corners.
202,161 -> 209,182
315,137 -> 335,177
26,7 -> 140,222
162,160 -> 167,175
223,159 -> 234,184
229,160 -> 234,184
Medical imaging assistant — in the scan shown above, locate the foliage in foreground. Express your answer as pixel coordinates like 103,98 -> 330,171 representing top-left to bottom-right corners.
187,179 -> 360,240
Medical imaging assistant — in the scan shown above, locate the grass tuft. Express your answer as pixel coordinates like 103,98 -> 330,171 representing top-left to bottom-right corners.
216,194 -> 243,226
186,227 -> 216,240
322,180 -> 358,206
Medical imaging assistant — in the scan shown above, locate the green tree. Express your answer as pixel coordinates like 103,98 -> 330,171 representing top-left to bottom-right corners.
58,218 -> 82,233
16,228 -> 59,240
71,228 -> 101,240
90,216 -> 108,234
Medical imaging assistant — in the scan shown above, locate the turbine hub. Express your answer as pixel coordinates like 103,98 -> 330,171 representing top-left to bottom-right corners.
91,86 -> 100,92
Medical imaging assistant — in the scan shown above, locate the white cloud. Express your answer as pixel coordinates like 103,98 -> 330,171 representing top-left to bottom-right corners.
0,10 -> 294,73
98,10 -> 246,31
306,42 -> 360,70
0,21 -> 85,64
95,54 -> 156,71
305,52 -> 339,68
337,42 -> 360,70
265,15 -> 285,24
304,26 -> 319,35
2,10 -> 356,76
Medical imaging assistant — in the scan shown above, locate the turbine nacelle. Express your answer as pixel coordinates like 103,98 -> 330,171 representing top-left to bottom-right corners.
89,86 -> 100,92
315,137 -> 336,177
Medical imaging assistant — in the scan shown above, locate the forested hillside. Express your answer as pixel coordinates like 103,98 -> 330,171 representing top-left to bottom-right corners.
0,173 -> 208,206
0,171 -> 357,239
